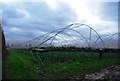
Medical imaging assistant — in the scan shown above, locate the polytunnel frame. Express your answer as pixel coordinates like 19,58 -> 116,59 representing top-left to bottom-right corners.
19,23 -> 107,49
17,23 -> 120,65
34,23 -> 105,49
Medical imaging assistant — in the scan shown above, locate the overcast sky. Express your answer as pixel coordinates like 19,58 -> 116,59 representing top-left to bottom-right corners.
0,0 -> 119,44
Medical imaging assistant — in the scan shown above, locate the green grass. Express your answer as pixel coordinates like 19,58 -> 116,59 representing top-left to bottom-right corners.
5,49 -> 38,79
4,49 -> 120,80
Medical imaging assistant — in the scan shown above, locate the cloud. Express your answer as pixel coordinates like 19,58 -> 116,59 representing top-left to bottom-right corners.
96,2 -> 118,21
3,8 -> 25,19
1,2 -> 77,43
10,27 -> 22,32
1,1 -> 118,48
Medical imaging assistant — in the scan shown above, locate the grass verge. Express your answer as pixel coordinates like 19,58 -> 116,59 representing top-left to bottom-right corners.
3,49 -> 120,80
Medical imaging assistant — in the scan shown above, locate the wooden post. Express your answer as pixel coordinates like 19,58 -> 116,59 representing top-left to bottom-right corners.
0,23 -> 2,80
1,23 -> 7,79
99,49 -> 103,59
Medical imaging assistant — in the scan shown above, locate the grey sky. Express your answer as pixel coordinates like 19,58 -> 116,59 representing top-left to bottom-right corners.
0,0 -> 118,45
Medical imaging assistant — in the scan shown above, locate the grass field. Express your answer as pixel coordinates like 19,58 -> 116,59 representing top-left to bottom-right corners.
3,49 -> 120,80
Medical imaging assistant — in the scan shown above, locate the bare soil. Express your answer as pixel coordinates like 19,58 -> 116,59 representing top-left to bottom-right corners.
84,65 -> 120,80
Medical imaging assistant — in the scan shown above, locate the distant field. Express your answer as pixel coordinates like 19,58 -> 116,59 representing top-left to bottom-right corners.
3,49 -> 120,80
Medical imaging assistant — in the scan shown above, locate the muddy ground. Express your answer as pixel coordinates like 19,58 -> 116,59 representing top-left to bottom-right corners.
85,65 -> 120,80
83,65 -> 120,80
67,65 -> 120,81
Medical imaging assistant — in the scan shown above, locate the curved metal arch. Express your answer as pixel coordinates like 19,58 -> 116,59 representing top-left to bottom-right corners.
21,33 -> 49,47
62,23 -> 105,48
52,37 -> 66,47
92,35 -> 111,45
62,32 -> 80,46
19,23 -> 106,49
82,24 -> 105,48
55,24 -> 91,47
49,32 -> 79,47
40,36 -> 64,47
37,25 -> 75,46
31,33 -> 50,47
56,34 -> 70,45
43,33 -> 70,47
38,25 -> 90,47
66,28 -> 90,47
37,32 -> 70,47
109,32 -> 120,40
34,28 -> 67,46
90,34 -> 111,48
36,23 -> 104,48
31,31 -> 64,47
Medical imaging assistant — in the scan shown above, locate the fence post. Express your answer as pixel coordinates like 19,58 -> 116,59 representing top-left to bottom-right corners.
1,23 -> 7,79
